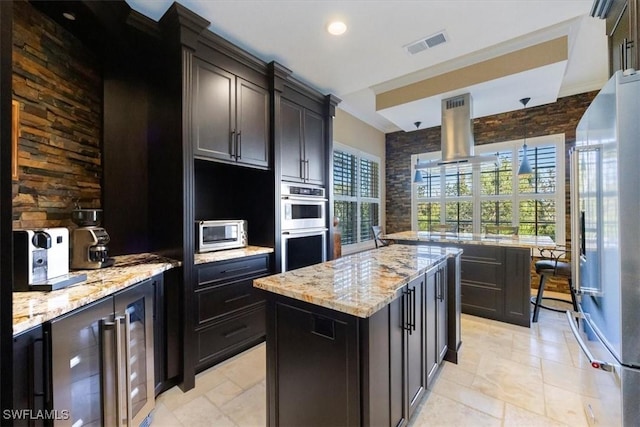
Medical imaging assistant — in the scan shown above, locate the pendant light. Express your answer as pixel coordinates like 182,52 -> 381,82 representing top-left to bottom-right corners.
517,97 -> 533,176
413,121 -> 424,183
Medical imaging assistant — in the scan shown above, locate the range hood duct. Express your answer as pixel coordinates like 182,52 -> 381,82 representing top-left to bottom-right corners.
415,93 -> 499,170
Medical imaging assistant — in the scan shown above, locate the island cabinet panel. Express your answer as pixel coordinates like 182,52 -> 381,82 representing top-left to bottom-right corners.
436,262 -> 448,363
503,248 -> 532,327
194,254 -> 271,372
459,244 -> 505,320
265,274 -> 449,427
192,58 -> 270,169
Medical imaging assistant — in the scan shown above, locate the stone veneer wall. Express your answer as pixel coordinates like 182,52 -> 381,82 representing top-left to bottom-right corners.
385,91 -> 597,293
12,1 -> 102,229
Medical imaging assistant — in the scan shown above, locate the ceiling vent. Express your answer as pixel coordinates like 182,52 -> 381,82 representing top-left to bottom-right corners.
405,30 -> 448,55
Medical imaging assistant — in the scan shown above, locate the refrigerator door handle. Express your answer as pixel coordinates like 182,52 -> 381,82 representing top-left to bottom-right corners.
570,148 -> 580,293
114,315 -> 126,426
566,310 -> 613,372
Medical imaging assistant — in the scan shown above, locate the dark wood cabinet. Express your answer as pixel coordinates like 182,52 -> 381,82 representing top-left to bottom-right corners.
13,326 -> 46,427
436,262 -> 448,364
405,275 -> 425,419
424,267 -> 438,388
604,0 -> 639,74
192,58 -> 270,169
280,98 -> 325,185
193,254 -> 271,372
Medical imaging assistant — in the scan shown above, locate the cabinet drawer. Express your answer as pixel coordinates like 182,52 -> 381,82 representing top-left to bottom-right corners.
196,305 -> 265,365
461,283 -> 502,317
459,245 -> 502,262
461,259 -> 502,288
197,255 -> 270,287
196,279 -> 263,324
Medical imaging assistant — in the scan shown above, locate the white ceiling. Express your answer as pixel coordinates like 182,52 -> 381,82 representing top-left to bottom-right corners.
126,0 -> 609,133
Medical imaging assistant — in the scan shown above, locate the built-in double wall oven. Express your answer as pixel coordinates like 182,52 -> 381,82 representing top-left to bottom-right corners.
281,183 -> 327,272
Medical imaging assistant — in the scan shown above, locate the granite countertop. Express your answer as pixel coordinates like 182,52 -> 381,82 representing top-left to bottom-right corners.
194,245 -> 274,265
13,253 -> 181,335
253,244 -> 462,318
383,230 -> 555,249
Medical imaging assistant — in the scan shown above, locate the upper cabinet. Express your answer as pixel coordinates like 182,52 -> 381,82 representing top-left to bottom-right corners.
597,0 -> 640,74
280,99 -> 325,185
192,58 -> 270,169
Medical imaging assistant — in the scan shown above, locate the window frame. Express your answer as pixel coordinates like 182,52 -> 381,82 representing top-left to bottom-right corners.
333,142 -> 382,253
411,134 -> 566,246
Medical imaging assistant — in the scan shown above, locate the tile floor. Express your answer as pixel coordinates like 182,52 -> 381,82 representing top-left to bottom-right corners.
152,292 -> 588,426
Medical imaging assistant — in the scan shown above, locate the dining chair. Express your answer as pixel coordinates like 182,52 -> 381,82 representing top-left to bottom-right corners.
371,225 -> 393,248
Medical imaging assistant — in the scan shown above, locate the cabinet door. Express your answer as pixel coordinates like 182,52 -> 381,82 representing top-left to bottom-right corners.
389,291 -> 407,427
406,274 -> 425,419
236,78 -> 269,168
425,267 -> 438,388
13,326 -> 45,427
280,99 -> 304,182
152,275 -> 166,395
192,59 -> 236,161
50,297 -> 114,427
436,263 -> 448,363
303,109 -> 325,185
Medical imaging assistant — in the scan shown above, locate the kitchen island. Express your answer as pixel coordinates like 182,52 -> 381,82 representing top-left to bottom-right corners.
254,244 -> 462,427
384,231 -> 555,327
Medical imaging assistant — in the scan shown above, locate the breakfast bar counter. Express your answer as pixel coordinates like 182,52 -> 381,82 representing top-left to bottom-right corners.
254,244 -> 463,427
385,230 -> 555,327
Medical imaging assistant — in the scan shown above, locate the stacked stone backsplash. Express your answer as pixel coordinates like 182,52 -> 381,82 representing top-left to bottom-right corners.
385,91 -> 597,293
12,0 -> 102,230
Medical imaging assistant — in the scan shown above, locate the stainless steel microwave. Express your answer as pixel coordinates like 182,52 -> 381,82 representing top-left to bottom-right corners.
196,220 -> 247,253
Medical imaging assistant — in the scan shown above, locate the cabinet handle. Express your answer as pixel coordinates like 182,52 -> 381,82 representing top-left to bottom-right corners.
124,312 -> 133,425
402,288 -> 411,332
114,316 -> 125,425
236,131 -> 242,159
300,159 -> 305,180
620,39 -> 627,70
230,130 -> 236,159
411,287 -> 417,331
305,159 -> 310,182
224,293 -> 251,304
37,331 -> 51,405
223,324 -> 249,339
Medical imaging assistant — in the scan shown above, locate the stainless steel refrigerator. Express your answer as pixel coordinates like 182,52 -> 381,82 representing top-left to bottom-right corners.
569,69 -> 640,426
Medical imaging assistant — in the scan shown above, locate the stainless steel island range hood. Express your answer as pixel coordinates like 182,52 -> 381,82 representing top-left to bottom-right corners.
416,93 -> 499,170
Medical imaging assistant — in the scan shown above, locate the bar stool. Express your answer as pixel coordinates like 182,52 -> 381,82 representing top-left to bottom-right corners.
531,246 -> 577,322
371,225 -> 393,248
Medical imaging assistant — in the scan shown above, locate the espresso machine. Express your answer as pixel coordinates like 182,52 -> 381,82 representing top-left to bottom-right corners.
71,209 -> 114,269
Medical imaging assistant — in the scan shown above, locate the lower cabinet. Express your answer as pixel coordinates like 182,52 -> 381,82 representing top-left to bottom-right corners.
193,254 -> 270,372
13,325 -> 46,427
266,263 -> 451,427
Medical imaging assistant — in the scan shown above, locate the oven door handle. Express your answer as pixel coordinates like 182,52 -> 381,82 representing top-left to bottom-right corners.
281,196 -> 328,202
282,228 -> 328,236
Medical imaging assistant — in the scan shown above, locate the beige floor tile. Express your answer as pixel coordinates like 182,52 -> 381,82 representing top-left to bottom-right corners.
410,393 -> 501,427
503,403 -> 570,427
471,354 -> 545,415
149,401 -> 183,427
172,395 -> 236,427
542,359 -> 599,398
219,380 -> 266,427
432,377 -> 505,419
543,383 -> 589,426
512,334 -> 574,365
205,379 -> 244,408
438,361 -> 476,387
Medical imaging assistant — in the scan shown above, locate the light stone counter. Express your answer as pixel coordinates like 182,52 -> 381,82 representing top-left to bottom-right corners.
253,244 -> 462,318
383,230 -> 555,249
13,253 -> 180,335
194,245 -> 273,265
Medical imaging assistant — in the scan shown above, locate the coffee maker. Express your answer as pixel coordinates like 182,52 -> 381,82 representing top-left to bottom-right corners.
71,209 -> 114,269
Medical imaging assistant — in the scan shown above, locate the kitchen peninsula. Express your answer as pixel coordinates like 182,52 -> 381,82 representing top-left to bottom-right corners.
254,244 -> 462,427
384,231 -> 555,327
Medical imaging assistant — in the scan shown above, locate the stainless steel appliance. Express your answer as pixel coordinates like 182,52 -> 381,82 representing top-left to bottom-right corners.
280,183 -> 327,272
13,228 -> 86,291
49,279 -> 155,426
281,183 -> 326,230
568,70 -> 640,426
71,209 -> 114,269
196,219 -> 248,253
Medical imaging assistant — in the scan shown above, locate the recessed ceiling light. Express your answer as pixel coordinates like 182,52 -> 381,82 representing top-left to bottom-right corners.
62,12 -> 76,21
327,21 -> 347,36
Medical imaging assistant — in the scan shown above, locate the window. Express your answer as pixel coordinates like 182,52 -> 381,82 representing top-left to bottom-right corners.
412,135 -> 565,244
334,144 -> 381,247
